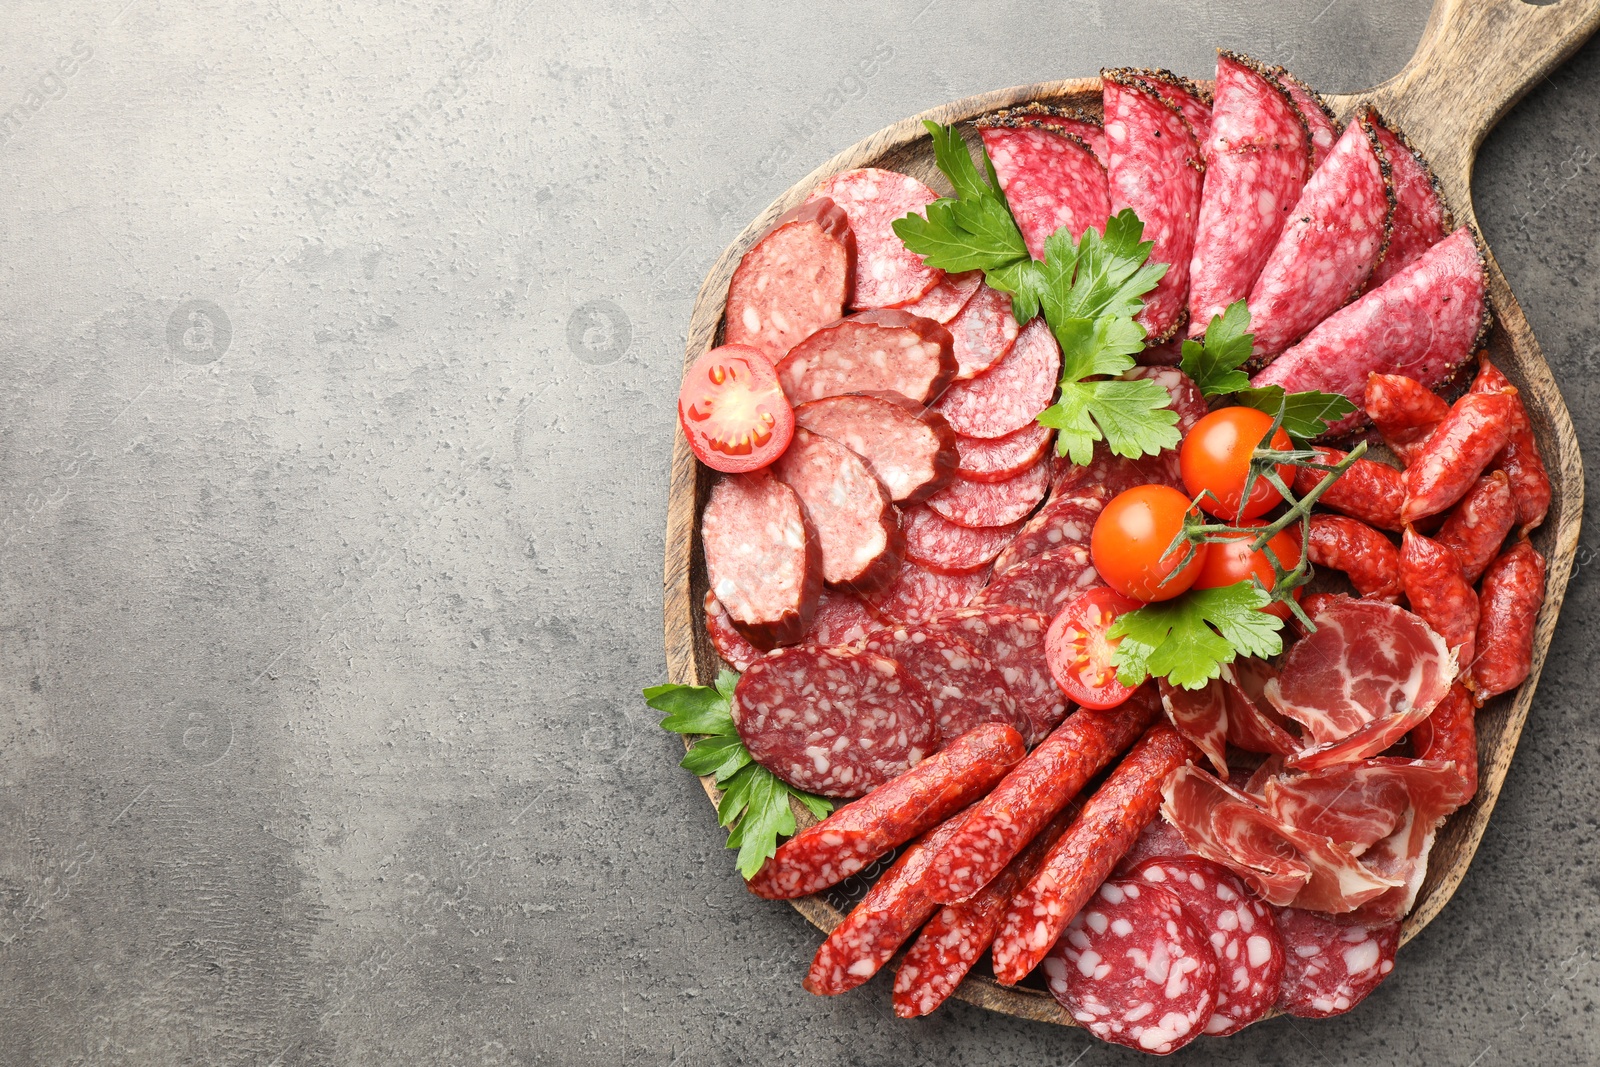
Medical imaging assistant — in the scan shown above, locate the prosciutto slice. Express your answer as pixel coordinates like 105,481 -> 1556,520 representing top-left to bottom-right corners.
1159,665 -> 1296,776
1264,757 -> 1472,852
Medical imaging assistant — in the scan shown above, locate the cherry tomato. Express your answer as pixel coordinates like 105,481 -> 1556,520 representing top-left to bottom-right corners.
1046,587 -> 1144,709
677,344 -> 795,473
1192,520 -> 1305,619
1180,407 -> 1296,521
1090,484 -> 1209,603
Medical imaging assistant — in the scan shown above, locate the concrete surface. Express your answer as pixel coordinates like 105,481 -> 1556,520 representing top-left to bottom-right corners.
0,1 -> 1595,1064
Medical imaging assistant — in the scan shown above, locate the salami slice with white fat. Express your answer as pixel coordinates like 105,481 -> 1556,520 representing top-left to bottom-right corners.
979,124 -> 1110,259
1246,111 -> 1395,361
1115,816 -> 1194,874
863,561 -> 989,625
1187,51 -> 1310,335
955,423 -> 1054,483
1277,68 -> 1340,169
1043,879 -> 1220,1055
973,543 -> 1102,616
1365,115 -> 1450,290
900,269 -> 983,324
803,589 -> 877,648
933,317 -> 1061,439
983,103 -> 1110,167
777,310 -> 955,406
701,470 -> 821,650
992,485 -> 1109,576
1251,227 -> 1487,436
926,457 -> 1050,528
773,427 -> 903,595
1130,856 -> 1286,1036
1275,908 -> 1399,1018
901,504 -> 1020,575
725,198 -> 856,362
1125,68 -> 1212,146
731,644 -> 935,798
932,607 -> 1065,745
793,392 -> 957,504
862,626 -> 1029,743
808,168 -> 943,308
947,283 -> 1020,379
1103,70 -> 1205,342
703,592 -> 763,671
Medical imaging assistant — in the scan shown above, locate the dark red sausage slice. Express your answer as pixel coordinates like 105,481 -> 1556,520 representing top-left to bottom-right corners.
925,458 -> 1050,528
773,427 -> 903,595
954,423 -> 1054,483
862,626 -> 1029,744
802,589 -> 877,649
862,561 -> 989,625
932,607 -> 1066,746
972,542 -> 1102,617
701,469 -> 822,649
947,283 -> 1020,379
807,168 -> 943,309
793,392 -> 957,504
726,198 -> 856,362
991,484 -> 1111,577
901,505 -> 1020,575
1275,908 -> 1398,1018
777,310 -> 955,406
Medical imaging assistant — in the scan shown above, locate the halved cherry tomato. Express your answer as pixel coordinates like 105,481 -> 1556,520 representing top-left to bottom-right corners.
1046,587 -> 1144,709
1180,407 -> 1296,521
1191,520 -> 1305,619
1090,484 -> 1209,602
677,344 -> 794,473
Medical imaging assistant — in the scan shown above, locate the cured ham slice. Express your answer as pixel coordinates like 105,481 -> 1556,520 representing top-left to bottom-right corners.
1158,666 -> 1296,776
1262,758 -> 1472,854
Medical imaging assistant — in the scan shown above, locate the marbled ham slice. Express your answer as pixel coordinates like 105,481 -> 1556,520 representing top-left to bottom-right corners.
808,168 -> 943,308
979,125 -> 1110,259
1159,676 -> 1230,776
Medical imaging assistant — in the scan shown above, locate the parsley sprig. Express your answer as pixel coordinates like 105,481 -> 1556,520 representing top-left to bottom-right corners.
646,670 -> 832,878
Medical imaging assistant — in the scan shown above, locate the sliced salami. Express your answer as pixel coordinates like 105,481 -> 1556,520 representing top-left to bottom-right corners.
1130,856 -> 1286,1036
1126,68 -> 1212,145
901,504 -> 1020,575
1247,112 -> 1395,361
1122,364 -> 1207,434
777,309 -> 955,406
804,589 -> 877,648
862,626 -> 1029,743
1251,227 -> 1488,435
926,458 -> 1050,528
947,283 -> 1021,379
991,484 -> 1110,576
932,607 -> 1065,745
731,645 -> 935,798
773,427 -> 903,595
1275,908 -> 1399,1018
1103,70 -> 1205,342
955,423 -> 1054,483
1043,879 -> 1220,1054
1366,116 -> 1450,290
899,269 -> 982,324
726,198 -> 856,362
1115,816 -> 1194,874
979,124 -> 1110,259
1053,440 -> 1184,496
863,561 -> 989,625
973,543 -> 1102,616
703,591 -> 763,671
1276,67 -> 1340,169
702,469 -> 821,650
933,317 -> 1062,439
793,392 -> 957,504
1187,51 -> 1310,335
808,168 -> 943,308
983,103 -> 1110,168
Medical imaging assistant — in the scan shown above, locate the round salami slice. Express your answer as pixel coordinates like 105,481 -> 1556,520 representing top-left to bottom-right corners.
1130,856 -> 1286,1036
701,469 -> 822,650
932,607 -> 1065,744
773,427 -> 903,595
803,589 -> 877,648
725,198 -> 856,362
993,485 -> 1112,576
902,504 -> 1021,575
793,392 -> 957,504
974,543 -> 1102,616
731,645 -> 936,798
863,561 -> 989,625
1275,908 -> 1399,1018
862,625 -> 1028,743
979,125 -> 1110,260
900,269 -> 983,324
926,459 -> 1050,528
1365,116 -> 1450,290
955,423 -> 1054,483
777,309 -> 955,406
1043,879 -> 1220,1055
933,317 -> 1061,440
704,591 -> 763,671
1122,365 -> 1208,435
1276,67 -> 1340,170
1051,440 -> 1184,498
947,283 -> 1020,379
1114,816 -> 1194,875
807,168 -> 943,309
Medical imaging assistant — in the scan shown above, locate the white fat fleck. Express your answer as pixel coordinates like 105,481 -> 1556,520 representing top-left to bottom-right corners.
1343,938 -> 1380,975
741,307 -> 762,334
1086,911 -> 1109,935
1075,949 -> 1103,978
1111,918 -> 1133,937
1248,935 -> 1274,968
1100,883 -> 1126,905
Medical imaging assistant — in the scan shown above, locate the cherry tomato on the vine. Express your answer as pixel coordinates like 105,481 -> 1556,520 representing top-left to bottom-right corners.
1191,520 -> 1305,619
677,344 -> 795,473
1045,587 -> 1144,709
1090,484 -> 1209,603
1180,407 -> 1296,521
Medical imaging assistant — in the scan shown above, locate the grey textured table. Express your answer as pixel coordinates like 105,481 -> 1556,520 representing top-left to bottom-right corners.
0,1 -> 1596,1064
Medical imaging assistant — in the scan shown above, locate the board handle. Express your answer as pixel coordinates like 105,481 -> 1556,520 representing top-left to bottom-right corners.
1360,0 -> 1600,212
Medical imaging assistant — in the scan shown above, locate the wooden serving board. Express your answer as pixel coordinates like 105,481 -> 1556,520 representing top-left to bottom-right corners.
664,0 -> 1595,1026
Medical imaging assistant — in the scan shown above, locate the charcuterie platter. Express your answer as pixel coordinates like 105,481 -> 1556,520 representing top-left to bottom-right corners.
658,0 -> 1592,1044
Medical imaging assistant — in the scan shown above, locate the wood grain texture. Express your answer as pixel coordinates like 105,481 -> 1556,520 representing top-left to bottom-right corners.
664,0 -> 1593,1027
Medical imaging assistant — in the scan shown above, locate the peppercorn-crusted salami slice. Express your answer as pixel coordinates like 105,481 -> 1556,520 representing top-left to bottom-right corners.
933,317 -> 1062,439
926,458 -> 1050,528
1276,68 -> 1340,169
773,427 -> 904,595
932,606 -> 1065,745
983,103 -> 1111,167
947,283 -> 1021,379
979,124 -> 1111,259
1366,116 -> 1450,290
777,309 -> 956,406
726,198 -> 857,362
1251,227 -> 1488,436
704,592 -> 763,671
702,469 -> 822,650
863,561 -> 989,625
901,504 -> 1021,575
1247,112 -> 1395,361
1130,856 -> 1286,1036
1103,70 -> 1205,342
1187,51 -> 1310,335
1043,879 -> 1220,1055
973,543 -> 1102,616
1127,68 -> 1212,145
808,168 -> 943,308
793,392 -> 957,504
900,269 -> 983,324
1275,908 -> 1399,1018
803,589 -> 877,649
731,645 -> 936,798
954,423 -> 1054,484
862,626 -> 1029,743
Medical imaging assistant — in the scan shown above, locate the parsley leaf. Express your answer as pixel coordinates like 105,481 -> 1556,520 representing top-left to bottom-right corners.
1233,386 -> 1358,440
1108,583 -> 1285,690
1179,300 -> 1254,396
647,673 -> 833,879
